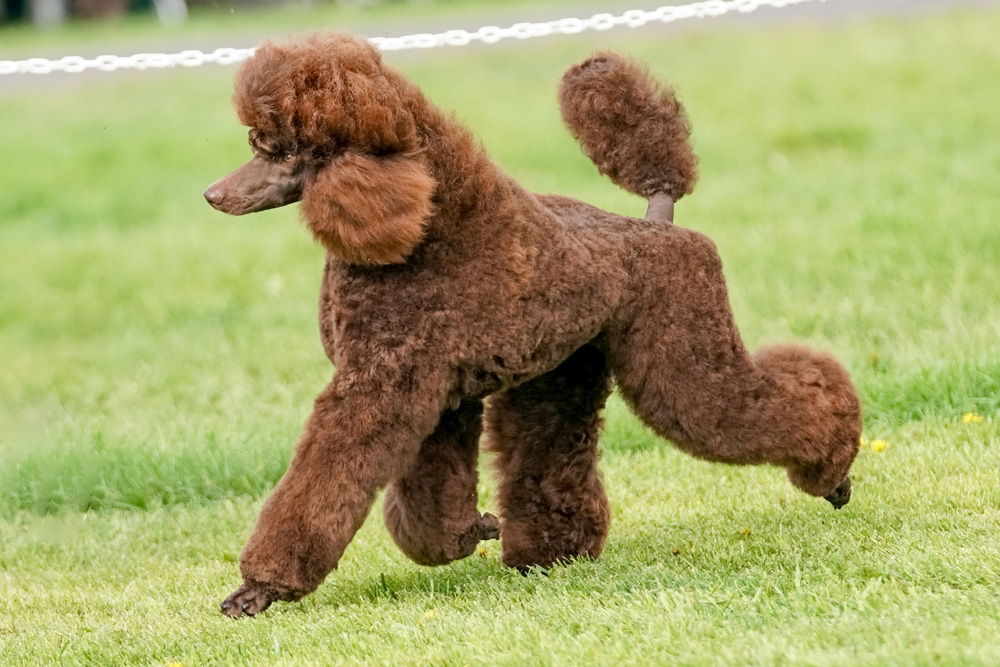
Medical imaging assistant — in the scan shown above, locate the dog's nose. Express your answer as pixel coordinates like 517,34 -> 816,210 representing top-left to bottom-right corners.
204,186 -> 225,207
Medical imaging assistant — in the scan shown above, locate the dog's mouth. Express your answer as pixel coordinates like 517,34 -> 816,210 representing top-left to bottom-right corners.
204,186 -> 301,216
205,153 -> 309,216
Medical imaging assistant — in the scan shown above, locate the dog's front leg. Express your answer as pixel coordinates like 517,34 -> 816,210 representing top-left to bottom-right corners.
221,364 -> 451,618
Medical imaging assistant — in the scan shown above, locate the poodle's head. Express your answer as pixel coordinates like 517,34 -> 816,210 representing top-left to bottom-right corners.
205,32 -> 436,265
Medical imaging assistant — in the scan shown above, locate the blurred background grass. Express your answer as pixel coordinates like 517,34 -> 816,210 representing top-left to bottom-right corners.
0,0 -> 643,50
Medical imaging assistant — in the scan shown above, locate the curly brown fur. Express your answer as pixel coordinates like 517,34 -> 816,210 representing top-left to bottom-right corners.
208,33 -> 861,617
234,34 -> 422,159
383,400 -> 500,566
559,51 -> 698,201
301,151 -> 435,265
486,341 -> 613,571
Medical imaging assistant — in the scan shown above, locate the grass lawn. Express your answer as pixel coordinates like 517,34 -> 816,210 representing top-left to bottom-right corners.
2,6 -> 1000,666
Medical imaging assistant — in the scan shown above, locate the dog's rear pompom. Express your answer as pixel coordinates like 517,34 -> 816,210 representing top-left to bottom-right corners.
559,52 -> 698,201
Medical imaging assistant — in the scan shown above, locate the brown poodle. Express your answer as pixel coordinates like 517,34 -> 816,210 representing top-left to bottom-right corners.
204,33 -> 861,618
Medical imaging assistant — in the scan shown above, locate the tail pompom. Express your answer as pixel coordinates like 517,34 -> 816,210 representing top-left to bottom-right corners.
559,52 -> 698,201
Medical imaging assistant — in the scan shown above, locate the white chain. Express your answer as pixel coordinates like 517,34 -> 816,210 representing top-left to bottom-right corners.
0,0 -> 825,76
0,47 -> 255,75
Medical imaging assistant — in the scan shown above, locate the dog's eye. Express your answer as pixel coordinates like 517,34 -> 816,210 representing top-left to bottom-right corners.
282,153 -> 296,164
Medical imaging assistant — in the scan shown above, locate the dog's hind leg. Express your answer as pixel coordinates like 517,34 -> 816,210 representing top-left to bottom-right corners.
485,341 -> 613,571
383,399 -> 499,566
605,231 -> 861,504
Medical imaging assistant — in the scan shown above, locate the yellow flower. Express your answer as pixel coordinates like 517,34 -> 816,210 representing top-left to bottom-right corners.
741,527 -> 752,536
860,436 -> 869,447
871,440 -> 887,452
963,412 -> 983,424
424,609 -> 437,620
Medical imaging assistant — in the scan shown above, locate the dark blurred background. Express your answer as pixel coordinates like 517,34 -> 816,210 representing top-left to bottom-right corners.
4,0 -> 169,24
1,0 -> 416,27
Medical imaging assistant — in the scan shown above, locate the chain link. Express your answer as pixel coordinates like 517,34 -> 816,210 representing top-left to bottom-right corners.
0,46 -> 257,75
0,0 -> 824,75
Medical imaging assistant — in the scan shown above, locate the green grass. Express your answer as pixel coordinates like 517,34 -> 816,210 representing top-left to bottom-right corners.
2,7 -> 1000,665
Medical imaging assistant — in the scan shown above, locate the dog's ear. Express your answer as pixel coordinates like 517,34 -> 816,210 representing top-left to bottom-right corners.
301,152 -> 436,265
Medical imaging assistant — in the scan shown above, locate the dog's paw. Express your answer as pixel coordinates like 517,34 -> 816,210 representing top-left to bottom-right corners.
479,512 -> 501,541
220,581 -> 298,618
824,476 -> 852,510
